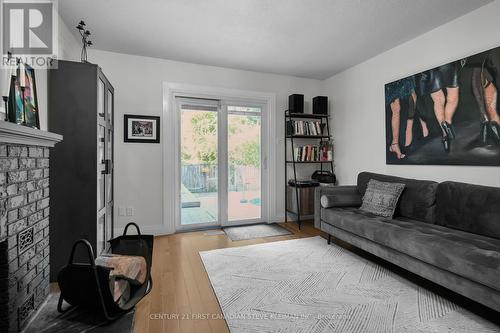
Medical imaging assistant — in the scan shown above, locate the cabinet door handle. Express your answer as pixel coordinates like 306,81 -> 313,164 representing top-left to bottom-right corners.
101,159 -> 112,174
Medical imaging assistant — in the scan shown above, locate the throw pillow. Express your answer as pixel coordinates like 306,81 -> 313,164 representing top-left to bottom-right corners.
321,194 -> 362,208
360,179 -> 405,218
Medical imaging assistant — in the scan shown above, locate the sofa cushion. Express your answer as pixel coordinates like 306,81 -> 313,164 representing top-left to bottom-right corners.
357,172 -> 438,223
315,186 -> 360,229
436,181 -> 500,240
321,193 -> 362,208
321,208 -> 500,291
359,179 -> 405,218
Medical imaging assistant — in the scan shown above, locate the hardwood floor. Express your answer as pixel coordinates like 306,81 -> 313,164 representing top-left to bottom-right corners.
133,221 -> 322,333
50,220 -> 499,332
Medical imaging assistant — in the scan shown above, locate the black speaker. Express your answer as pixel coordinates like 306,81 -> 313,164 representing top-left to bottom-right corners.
313,96 -> 328,115
288,94 -> 304,114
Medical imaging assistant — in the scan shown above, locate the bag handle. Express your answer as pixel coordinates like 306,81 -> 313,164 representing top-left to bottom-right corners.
144,276 -> 153,296
313,170 -> 332,175
68,239 -> 95,266
123,222 -> 141,236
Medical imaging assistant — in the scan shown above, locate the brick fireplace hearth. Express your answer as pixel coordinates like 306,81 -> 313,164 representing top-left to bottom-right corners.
0,122 -> 62,332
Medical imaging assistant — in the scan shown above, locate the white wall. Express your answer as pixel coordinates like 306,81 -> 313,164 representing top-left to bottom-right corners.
88,49 -> 323,233
323,0 -> 500,187
2,1 -> 498,236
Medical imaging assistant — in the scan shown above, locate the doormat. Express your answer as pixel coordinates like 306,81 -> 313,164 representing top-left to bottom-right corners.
223,223 -> 291,241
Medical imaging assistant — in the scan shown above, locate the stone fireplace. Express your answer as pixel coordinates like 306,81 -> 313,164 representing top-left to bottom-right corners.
0,122 -> 62,332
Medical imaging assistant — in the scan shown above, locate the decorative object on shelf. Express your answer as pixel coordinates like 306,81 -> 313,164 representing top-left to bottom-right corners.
1,77 -> 10,122
76,20 -> 93,63
285,111 -> 334,229
322,140 -> 333,161
385,44 -> 500,166
312,96 -> 328,115
124,115 -> 160,143
1,52 -> 13,121
288,94 -> 304,114
1,97 -> 7,121
311,170 -> 336,184
8,60 -> 39,128
19,61 -> 27,125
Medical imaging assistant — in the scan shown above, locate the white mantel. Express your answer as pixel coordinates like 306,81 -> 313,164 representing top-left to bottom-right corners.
0,121 -> 62,146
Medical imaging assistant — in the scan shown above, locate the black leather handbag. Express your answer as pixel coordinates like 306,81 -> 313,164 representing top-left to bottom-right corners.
312,170 -> 336,184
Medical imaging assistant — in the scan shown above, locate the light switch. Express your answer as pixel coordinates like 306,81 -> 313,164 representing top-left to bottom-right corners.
118,207 -> 125,216
126,207 -> 134,216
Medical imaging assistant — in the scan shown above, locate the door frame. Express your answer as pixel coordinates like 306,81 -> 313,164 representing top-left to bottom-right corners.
163,83 -> 276,233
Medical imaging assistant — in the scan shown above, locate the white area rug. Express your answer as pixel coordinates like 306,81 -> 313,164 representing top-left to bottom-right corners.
223,223 -> 291,241
200,236 -> 499,333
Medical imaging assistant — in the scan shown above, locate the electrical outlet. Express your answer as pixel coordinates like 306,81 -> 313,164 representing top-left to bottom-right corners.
118,207 -> 125,216
126,207 -> 134,216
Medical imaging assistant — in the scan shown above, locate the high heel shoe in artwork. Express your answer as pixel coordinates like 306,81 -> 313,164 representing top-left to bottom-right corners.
389,143 -> 406,159
490,121 -> 500,144
441,121 -> 456,140
480,121 -> 500,145
480,121 -> 489,145
442,136 -> 450,153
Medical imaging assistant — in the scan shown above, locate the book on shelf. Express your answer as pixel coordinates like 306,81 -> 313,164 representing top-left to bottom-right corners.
292,142 -> 333,162
286,120 -> 326,136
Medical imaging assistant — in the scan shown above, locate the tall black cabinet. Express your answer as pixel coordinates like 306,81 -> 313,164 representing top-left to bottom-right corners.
48,60 -> 114,281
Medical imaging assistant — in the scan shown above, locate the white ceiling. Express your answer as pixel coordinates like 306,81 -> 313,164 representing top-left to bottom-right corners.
59,0 -> 492,79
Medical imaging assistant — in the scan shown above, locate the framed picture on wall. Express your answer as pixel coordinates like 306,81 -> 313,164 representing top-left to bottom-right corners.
384,45 -> 500,166
124,114 -> 160,143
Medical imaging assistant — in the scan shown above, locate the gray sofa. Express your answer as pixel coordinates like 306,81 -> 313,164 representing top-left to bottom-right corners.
314,171 -> 500,312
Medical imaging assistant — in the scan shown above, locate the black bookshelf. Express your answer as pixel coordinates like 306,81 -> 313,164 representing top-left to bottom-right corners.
286,135 -> 330,139
286,113 -> 328,119
285,111 -> 334,229
286,161 -> 332,164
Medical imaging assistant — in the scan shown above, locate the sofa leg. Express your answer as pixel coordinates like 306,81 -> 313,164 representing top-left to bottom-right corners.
327,234 -> 331,245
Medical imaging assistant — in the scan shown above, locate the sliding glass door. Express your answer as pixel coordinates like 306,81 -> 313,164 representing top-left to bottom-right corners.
227,106 -> 262,222
177,98 -> 266,230
179,99 -> 219,227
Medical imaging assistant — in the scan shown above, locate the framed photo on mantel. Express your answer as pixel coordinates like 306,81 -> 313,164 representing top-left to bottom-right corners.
8,64 -> 40,129
124,114 -> 160,143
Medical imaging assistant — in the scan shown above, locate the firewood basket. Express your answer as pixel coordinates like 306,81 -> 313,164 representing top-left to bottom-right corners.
57,223 -> 154,321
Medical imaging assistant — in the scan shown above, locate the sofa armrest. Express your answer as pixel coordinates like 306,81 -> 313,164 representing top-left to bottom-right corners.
314,186 -> 361,229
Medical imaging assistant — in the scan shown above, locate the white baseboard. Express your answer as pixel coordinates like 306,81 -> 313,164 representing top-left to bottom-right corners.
114,224 -> 173,237
114,214 -> 287,236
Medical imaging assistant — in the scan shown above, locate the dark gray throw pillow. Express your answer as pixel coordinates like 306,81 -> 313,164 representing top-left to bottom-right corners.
321,194 -> 362,208
360,179 -> 405,218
